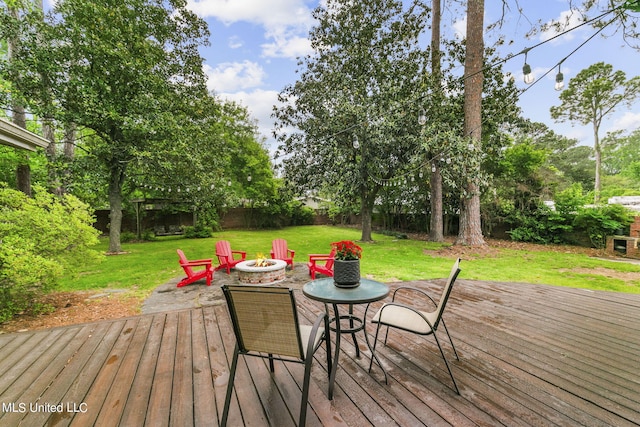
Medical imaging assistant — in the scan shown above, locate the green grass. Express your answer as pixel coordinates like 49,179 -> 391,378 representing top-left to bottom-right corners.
58,225 -> 640,296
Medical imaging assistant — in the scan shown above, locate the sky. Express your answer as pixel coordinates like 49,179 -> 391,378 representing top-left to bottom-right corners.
180,0 -> 640,157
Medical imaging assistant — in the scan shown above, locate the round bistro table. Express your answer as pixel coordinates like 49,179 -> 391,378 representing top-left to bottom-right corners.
302,277 -> 389,399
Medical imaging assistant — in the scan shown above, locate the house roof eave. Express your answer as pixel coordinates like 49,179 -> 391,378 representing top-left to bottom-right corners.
0,118 -> 49,151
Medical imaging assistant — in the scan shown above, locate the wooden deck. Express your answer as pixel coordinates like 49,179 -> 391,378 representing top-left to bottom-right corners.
1,279 -> 639,426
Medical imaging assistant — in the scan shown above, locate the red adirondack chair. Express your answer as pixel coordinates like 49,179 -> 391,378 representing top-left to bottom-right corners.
271,238 -> 295,268
176,249 -> 214,288
215,240 -> 247,274
307,247 -> 336,280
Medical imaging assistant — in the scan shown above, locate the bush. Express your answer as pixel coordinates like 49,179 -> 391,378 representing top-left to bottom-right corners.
183,223 -> 213,238
120,231 -> 138,243
573,204 -> 635,248
503,202 -> 573,245
0,186 -> 102,322
290,203 -> 315,225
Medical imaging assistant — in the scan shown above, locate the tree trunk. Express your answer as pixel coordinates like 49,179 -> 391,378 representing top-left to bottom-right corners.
456,0 -> 486,246
16,162 -> 31,196
108,165 -> 126,253
429,163 -> 444,241
360,201 -> 373,242
13,107 -> 32,197
360,177 -> 377,242
8,4 -> 31,196
63,124 -> 76,159
593,123 -> 601,204
43,120 -> 59,193
429,0 -> 444,242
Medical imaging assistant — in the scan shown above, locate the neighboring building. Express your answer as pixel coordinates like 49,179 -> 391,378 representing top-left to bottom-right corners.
0,118 -> 49,151
608,196 -> 640,213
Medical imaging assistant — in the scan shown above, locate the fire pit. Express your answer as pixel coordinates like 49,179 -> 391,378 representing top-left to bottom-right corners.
236,258 -> 287,285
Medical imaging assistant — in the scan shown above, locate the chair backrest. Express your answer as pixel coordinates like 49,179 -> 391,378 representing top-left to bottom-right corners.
432,258 -> 461,330
216,240 -> 232,258
177,249 -> 194,276
222,285 -> 305,359
325,247 -> 337,269
272,238 -> 288,258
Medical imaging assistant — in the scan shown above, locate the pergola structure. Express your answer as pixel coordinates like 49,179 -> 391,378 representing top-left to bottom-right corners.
0,118 -> 49,151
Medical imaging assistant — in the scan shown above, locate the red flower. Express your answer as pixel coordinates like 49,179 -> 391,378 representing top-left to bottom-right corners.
331,240 -> 363,260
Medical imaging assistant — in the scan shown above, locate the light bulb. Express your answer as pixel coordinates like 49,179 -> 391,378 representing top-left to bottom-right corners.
418,109 -> 427,126
352,135 -> 360,149
523,63 -> 534,84
554,72 -> 564,91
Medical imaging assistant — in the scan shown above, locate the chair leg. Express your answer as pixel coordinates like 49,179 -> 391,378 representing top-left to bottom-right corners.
268,354 -> 275,372
440,319 -> 460,360
324,316 -> 332,380
299,356 -> 314,427
220,344 -> 240,427
368,322 -> 382,373
432,332 -> 460,395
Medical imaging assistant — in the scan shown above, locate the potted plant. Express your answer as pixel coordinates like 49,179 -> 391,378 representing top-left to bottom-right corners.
331,240 -> 362,287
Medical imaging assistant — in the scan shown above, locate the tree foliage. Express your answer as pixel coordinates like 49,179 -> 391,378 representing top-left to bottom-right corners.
1,0 -> 216,252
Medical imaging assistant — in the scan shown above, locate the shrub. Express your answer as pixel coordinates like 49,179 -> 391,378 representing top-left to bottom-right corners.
290,203 -> 315,225
573,204 -> 635,248
120,231 -> 138,243
0,186 -> 102,322
183,223 -> 213,238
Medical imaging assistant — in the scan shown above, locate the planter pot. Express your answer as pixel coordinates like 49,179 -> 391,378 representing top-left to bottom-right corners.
333,259 -> 360,288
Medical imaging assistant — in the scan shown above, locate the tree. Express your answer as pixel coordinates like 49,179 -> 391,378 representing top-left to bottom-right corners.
274,0 -> 430,242
457,0 -> 486,246
4,0 -> 32,195
2,0 -> 213,252
550,62 -> 640,203
428,0 -> 444,242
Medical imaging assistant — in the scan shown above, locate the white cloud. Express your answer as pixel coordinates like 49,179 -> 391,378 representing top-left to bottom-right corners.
228,35 -> 243,49
610,112 -> 640,133
186,0 -> 314,59
453,17 -> 466,39
262,33 -> 312,59
205,61 -> 266,92
566,127 -> 590,145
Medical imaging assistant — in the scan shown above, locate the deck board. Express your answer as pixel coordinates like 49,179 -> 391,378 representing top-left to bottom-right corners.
1,279 -> 640,426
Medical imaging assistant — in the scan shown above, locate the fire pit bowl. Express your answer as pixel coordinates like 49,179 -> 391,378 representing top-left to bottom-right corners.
236,259 -> 287,285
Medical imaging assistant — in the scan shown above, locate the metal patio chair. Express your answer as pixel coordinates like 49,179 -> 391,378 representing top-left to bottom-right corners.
220,285 -> 332,427
369,258 -> 462,394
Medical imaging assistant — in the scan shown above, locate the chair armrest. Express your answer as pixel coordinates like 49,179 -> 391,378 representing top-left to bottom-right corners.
288,249 -> 295,257
308,253 -> 329,258
391,286 -> 437,307
306,313 -> 327,358
309,257 -> 332,266
231,250 -> 246,259
185,258 -> 212,265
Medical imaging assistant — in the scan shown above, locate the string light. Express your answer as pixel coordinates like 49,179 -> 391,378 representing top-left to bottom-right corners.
418,109 -> 427,126
554,64 -> 565,91
522,49 -> 535,85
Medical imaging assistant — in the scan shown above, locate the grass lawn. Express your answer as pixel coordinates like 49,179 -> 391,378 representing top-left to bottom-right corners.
58,225 -> 640,296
